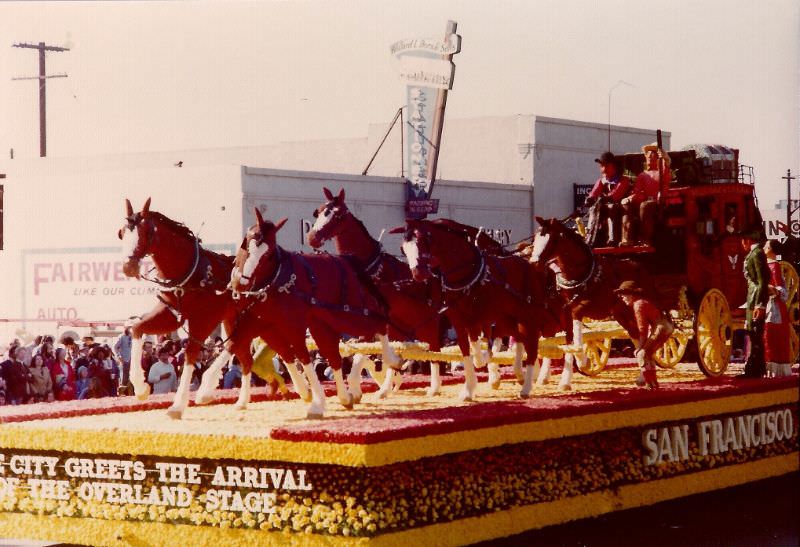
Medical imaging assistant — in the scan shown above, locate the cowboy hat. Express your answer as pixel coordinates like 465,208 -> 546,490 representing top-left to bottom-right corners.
614,280 -> 646,297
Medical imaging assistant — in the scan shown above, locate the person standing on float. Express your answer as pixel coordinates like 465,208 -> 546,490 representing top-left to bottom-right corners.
763,239 -> 793,377
739,229 -> 769,378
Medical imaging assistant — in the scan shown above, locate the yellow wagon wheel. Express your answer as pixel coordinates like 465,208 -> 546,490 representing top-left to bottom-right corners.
780,261 -> 800,363
576,337 -> 612,376
695,288 -> 732,377
654,329 -> 689,369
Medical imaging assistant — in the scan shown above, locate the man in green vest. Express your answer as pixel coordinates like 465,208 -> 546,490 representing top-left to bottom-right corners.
739,228 -> 769,378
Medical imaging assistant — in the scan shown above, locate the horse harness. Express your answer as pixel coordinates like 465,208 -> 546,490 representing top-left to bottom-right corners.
233,246 -> 386,320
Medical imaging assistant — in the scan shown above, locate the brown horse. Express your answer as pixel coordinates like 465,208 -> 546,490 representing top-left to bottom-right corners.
530,217 -> 646,352
118,198 -> 285,419
391,218 -> 560,400
227,208 -> 396,418
306,187 -> 448,398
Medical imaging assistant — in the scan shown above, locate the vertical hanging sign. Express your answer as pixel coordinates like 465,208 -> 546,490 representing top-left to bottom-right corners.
391,21 -> 461,218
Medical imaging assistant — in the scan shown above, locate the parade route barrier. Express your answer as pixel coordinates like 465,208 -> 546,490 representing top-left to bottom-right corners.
0,370 -> 797,546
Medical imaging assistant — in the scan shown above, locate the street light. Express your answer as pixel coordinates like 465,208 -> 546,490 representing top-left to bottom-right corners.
608,80 -> 635,152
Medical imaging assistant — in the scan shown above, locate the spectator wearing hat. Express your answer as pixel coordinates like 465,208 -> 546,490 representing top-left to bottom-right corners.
148,347 -> 178,394
739,229 -> 769,379
585,151 -> 631,246
620,143 -> 671,246
614,281 -> 674,389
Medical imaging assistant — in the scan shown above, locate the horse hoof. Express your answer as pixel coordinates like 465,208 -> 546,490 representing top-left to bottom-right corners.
377,390 -> 390,400
234,403 -> 247,411
136,385 -> 151,401
194,393 -> 214,406
351,393 -> 362,405
306,411 -> 324,420
426,388 -> 440,397
518,392 -> 531,400
166,407 -> 183,420
490,380 -> 501,390
459,391 -> 473,402
558,384 -> 572,392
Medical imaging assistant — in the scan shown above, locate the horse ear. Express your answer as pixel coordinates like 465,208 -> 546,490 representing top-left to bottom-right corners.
142,197 -> 151,216
254,207 -> 264,225
388,226 -> 406,234
338,188 -> 345,201
125,199 -> 133,217
323,187 -> 334,201
275,218 -> 288,232
534,216 -> 546,226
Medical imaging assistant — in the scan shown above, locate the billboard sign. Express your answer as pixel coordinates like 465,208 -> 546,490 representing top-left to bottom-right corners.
391,21 -> 461,218
22,246 -> 234,321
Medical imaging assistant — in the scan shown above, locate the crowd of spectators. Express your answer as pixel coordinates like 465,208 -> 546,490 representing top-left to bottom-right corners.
0,329 -> 262,406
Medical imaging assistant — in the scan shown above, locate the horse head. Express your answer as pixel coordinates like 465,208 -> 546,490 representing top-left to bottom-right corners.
231,207 -> 287,291
387,221 -> 424,281
530,216 -> 568,266
118,198 -> 153,278
307,187 -> 348,248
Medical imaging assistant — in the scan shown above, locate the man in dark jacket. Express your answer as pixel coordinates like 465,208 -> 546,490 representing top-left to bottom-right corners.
739,229 -> 770,378
0,346 -> 32,404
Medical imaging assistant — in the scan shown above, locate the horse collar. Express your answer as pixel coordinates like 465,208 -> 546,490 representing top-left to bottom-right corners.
144,235 -> 202,292
441,251 -> 488,293
363,243 -> 384,277
556,256 -> 598,291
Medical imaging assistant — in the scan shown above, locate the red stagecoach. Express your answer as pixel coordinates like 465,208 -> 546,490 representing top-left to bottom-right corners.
575,144 -> 800,377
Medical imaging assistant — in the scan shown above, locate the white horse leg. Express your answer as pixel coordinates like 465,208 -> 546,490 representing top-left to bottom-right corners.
285,359 -> 312,403
559,354 -> 575,391
376,367 -> 396,400
460,355 -> 478,402
536,357 -> 552,385
426,361 -> 441,397
511,341 -> 525,384
379,334 -> 401,370
347,354 -> 366,404
393,361 -> 412,391
234,372 -> 252,410
470,338 -> 485,369
129,336 -> 150,400
520,363 -> 535,398
195,349 -> 231,405
167,363 -> 195,419
302,363 -> 327,419
333,368 -> 354,409
488,362 -> 501,390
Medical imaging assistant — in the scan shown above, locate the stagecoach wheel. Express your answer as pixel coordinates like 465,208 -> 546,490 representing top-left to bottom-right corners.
780,261 -> 800,363
695,288 -> 732,377
577,337 -> 612,376
653,329 -> 689,369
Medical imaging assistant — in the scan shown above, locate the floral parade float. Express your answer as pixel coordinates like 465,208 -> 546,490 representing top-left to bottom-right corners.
0,364 -> 797,546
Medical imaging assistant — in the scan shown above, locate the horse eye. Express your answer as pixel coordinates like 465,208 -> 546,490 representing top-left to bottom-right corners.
324,208 -> 331,216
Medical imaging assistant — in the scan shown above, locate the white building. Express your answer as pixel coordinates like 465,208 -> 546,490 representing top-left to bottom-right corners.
0,115 -> 667,330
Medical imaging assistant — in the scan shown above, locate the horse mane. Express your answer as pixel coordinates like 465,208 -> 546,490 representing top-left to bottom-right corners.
151,211 -> 234,264
149,211 -> 196,240
428,218 -> 508,255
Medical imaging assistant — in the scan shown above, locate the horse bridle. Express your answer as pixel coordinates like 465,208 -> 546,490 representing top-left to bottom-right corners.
125,214 -> 202,293
413,225 -> 488,293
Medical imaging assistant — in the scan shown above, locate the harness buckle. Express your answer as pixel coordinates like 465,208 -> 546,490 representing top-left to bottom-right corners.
258,291 -> 268,303
343,304 -> 350,312
310,297 -> 317,305
232,290 -> 241,301
174,287 -> 185,298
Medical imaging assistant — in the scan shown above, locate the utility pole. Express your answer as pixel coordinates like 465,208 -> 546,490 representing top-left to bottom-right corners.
12,42 -> 70,158
784,169 -> 796,236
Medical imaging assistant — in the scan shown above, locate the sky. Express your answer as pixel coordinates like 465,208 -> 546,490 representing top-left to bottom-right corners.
0,0 -> 797,208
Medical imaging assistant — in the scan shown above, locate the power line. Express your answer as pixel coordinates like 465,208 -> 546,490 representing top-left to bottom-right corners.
11,42 -> 70,158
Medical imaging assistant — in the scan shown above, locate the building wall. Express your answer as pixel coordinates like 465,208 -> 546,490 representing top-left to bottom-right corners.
241,168 -> 532,257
